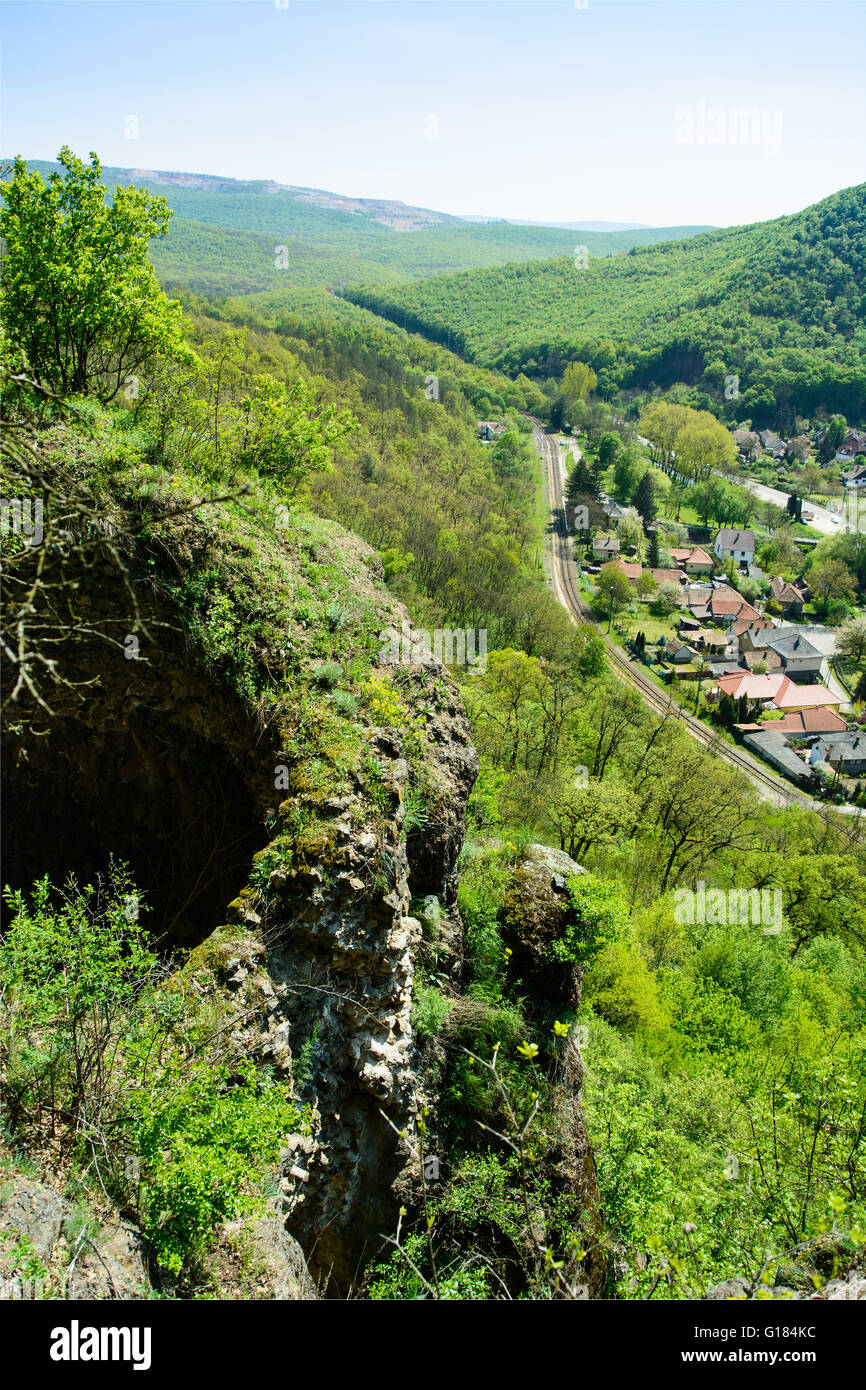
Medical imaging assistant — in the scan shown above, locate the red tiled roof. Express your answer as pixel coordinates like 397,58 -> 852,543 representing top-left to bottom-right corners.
773,707 -> 849,735
774,683 -> 843,710
613,559 -> 642,581
715,672 -> 843,709
671,546 -> 714,566
732,615 -> 773,636
770,577 -> 805,604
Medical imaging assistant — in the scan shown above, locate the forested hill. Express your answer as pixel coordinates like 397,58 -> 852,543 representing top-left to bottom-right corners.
346,183 -> 866,427
9,158 -> 712,298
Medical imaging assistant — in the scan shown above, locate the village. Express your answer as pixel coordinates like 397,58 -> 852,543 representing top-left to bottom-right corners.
474,412 -> 866,804
580,511 -> 866,799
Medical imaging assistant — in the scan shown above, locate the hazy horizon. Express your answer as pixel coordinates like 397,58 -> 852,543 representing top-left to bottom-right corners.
2,0 -> 863,229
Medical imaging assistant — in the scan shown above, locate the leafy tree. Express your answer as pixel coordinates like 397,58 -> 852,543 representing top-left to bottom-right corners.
651,581 -> 682,616
594,563 -> 632,625
808,556 -> 857,614
0,147 -> 185,400
612,447 -> 642,502
562,360 -> 597,403
566,454 -> 601,502
647,528 -> 661,568
597,431 -> 622,469
778,855 -> 866,954
239,374 -> 353,495
640,401 -> 692,470
632,469 -> 656,526
549,393 -> 568,432
550,874 -> 631,968
584,939 -> 669,1033
836,616 -> 866,669
818,415 -> 847,464
547,777 -> 639,861
674,413 -> 738,484
617,508 -> 644,554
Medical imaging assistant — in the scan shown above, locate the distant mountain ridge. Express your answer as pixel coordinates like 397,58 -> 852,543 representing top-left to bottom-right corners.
5,156 -> 714,296
346,182 -> 866,428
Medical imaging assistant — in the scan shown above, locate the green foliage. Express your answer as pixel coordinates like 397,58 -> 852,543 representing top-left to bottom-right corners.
365,1231 -> 490,1300
457,852 -> 510,1001
174,571 -> 261,699
130,1060 -> 300,1275
1,148 -> 185,400
411,983 -> 453,1043
239,374 -> 353,495
465,758 -> 506,835
583,939 -> 669,1033
550,875 -> 631,968
350,183 -> 866,427
1,865 -> 157,1033
0,872 -> 305,1281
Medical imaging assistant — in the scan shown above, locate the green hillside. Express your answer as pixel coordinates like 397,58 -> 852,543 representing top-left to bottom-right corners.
346,184 -> 866,427
12,158 -> 712,297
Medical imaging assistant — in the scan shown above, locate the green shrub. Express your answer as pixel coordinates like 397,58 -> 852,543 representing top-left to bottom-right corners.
332,688 -> 358,718
411,983 -> 453,1042
311,661 -> 343,688
130,1060 -> 303,1275
550,874 -> 630,968
1,870 -> 306,1280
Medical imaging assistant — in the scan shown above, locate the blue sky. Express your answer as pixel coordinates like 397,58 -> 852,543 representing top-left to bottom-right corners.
2,0 -> 864,227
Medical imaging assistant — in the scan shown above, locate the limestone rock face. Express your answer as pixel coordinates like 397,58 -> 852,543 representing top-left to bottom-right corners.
0,1174 -> 150,1300
217,674 -> 478,1293
706,1269 -> 866,1301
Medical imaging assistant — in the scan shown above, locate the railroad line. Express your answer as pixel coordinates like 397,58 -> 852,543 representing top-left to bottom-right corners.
533,423 -> 800,807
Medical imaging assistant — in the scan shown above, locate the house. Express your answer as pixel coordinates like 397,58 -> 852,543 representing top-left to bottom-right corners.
714,529 -> 755,565
714,671 -> 844,712
809,732 -> 866,777
692,629 -> 730,654
794,624 -> 836,660
773,707 -> 849,737
649,567 -> 688,590
666,641 -> 696,664
732,429 -> 760,463
677,615 -> 703,633
742,731 -> 816,787
612,559 -> 642,585
743,647 -> 782,671
731,614 -> 774,640
842,463 -> 866,488
835,431 -> 866,463
759,430 -> 787,460
687,584 -> 763,628
769,576 -> 806,618
593,535 -> 621,559
670,545 -> 714,575
740,622 -> 835,663
761,630 -> 828,683
787,434 -> 812,462
477,420 -> 507,442
598,493 -> 629,522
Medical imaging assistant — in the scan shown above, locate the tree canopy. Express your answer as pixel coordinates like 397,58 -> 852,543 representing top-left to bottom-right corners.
0,147 -> 185,400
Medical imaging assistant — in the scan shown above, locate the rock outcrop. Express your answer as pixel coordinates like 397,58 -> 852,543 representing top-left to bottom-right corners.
207,671 -> 478,1291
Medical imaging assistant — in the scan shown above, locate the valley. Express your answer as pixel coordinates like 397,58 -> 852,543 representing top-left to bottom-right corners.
1,0 -> 865,1321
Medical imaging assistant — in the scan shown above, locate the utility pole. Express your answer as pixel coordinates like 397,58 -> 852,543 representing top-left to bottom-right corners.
694,659 -> 708,712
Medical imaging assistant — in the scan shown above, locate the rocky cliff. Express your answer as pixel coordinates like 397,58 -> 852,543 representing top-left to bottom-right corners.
1,443 -> 604,1297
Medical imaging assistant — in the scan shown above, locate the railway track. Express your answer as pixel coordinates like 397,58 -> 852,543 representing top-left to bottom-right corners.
533,423 -> 801,808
